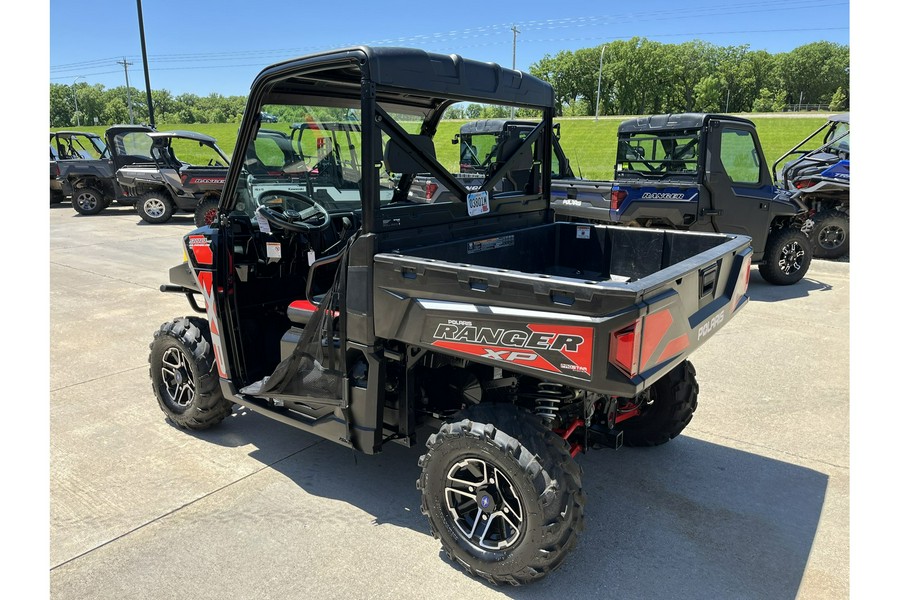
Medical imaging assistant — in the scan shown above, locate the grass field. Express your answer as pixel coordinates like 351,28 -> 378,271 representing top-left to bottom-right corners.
54,113 -> 831,181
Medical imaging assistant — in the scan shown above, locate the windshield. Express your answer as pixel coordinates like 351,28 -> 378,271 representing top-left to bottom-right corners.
825,121 -> 850,155
616,130 -> 700,179
111,131 -> 153,161
166,138 -> 230,166
52,134 -> 108,160
232,101 -> 382,218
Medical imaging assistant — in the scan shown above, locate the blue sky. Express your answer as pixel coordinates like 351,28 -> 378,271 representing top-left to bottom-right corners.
49,0 -> 850,97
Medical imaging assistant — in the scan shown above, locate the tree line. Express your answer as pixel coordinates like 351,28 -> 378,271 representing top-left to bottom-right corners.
50,38 -> 848,127
526,38 -> 849,117
49,84 -> 247,128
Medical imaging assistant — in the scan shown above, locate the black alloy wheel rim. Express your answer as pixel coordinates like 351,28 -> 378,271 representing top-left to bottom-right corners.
444,457 -> 524,551
778,241 -> 805,274
77,191 -> 98,211
818,225 -> 846,250
160,347 -> 195,409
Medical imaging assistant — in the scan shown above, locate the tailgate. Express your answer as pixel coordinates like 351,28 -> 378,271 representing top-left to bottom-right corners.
550,179 -> 613,222
372,225 -> 752,397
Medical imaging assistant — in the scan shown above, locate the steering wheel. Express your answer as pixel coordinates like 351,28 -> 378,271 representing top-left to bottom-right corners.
255,191 -> 332,233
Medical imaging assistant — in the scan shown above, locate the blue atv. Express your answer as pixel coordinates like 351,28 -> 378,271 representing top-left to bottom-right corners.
773,113 -> 850,259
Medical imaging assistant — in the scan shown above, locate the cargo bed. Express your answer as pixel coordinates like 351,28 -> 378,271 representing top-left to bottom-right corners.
373,221 -> 752,397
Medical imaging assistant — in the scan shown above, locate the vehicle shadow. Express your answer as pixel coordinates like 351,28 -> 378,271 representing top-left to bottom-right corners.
747,270 -> 832,302
134,215 -> 197,227
62,206 -> 137,216
185,409 -> 828,599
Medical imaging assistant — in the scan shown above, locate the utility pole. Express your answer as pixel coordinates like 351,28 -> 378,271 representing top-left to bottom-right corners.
594,45 -> 607,121
137,0 -> 155,128
510,25 -> 520,119
73,75 -> 85,126
511,25 -> 520,70
117,57 -> 135,124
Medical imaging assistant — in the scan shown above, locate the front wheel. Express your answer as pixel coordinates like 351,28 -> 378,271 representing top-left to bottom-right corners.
759,227 -> 812,285
72,187 -> 106,215
137,190 -> 175,224
149,317 -> 231,429
193,197 -> 220,228
809,210 -> 849,259
418,403 -> 585,585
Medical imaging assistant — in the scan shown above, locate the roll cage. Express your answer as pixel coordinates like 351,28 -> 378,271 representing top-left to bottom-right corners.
221,46 -> 556,235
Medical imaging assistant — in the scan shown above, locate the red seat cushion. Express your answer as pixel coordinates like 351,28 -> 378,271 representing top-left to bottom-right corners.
287,300 -> 317,324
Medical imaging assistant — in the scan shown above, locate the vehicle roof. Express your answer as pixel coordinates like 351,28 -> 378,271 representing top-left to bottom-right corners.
254,46 -> 554,111
258,128 -> 290,138
148,130 -> 218,144
459,119 -> 539,135
829,113 -> 849,123
51,130 -> 102,138
618,113 -> 756,134
105,125 -> 154,137
289,122 -> 360,132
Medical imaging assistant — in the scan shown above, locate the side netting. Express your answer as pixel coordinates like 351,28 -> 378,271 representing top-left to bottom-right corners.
240,251 -> 347,402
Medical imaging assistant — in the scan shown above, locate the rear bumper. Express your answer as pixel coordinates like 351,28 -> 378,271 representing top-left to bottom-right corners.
50,179 -> 73,196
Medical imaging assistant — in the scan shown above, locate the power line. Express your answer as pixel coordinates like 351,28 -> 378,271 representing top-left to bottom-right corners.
50,0 -> 848,75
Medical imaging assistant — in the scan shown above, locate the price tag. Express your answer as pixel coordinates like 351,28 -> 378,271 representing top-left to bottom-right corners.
257,213 -> 271,233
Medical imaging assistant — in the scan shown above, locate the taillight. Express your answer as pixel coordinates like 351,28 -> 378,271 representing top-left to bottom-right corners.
610,320 -> 642,378
52,164 -> 60,177
794,179 -> 813,189
181,173 -> 189,185
611,188 -> 627,211
425,181 -> 438,201
731,254 -> 752,312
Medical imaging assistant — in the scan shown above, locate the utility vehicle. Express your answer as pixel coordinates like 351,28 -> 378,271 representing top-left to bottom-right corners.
551,113 -> 814,285
116,130 -> 230,226
411,118 -> 573,203
149,46 -> 751,585
50,127 -> 152,211
772,113 -> 849,258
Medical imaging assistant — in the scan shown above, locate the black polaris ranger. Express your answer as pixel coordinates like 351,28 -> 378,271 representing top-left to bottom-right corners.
551,113 -> 814,285
149,46 -> 751,585
116,130 -> 230,226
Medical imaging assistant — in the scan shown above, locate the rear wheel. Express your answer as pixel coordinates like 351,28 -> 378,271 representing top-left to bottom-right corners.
193,197 -> 220,228
418,403 -> 585,585
137,190 -> 175,224
809,210 -> 849,259
618,360 -> 699,447
759,227 -> 812,285
72,187 -> 106,215
148,317 -> 231,430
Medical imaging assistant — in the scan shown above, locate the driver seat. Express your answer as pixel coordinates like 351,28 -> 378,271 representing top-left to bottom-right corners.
287,299 -> 319,325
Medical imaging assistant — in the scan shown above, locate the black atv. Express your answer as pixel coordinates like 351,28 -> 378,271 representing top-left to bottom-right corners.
115,130 -> 230,226
50,129 -> 130,211
773,113 -> 850,259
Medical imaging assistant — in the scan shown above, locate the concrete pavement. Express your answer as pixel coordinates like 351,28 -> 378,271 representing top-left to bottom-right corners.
48,202 -> 849,599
